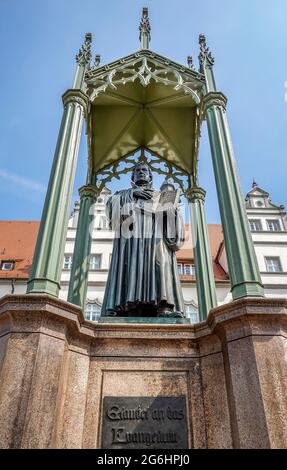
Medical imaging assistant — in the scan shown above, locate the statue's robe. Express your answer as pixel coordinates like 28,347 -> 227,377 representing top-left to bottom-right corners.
101,186 -> 185,316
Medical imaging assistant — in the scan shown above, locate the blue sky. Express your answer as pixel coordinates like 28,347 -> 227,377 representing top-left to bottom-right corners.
0,0 -> 286,222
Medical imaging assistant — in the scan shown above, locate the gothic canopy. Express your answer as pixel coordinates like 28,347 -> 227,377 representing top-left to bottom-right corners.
85,49 -> 205,178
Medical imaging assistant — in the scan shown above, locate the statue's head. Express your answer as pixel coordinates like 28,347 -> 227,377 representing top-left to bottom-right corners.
131,162 -> 152,186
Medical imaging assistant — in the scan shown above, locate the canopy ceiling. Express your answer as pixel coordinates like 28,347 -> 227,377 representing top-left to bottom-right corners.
85,50 -> 205,177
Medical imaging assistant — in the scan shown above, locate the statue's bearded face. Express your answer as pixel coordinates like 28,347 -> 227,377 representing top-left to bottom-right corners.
132,164 -> 152,185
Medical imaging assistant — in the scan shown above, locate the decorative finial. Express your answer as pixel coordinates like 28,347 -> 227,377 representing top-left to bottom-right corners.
139,7 -> 151,49
198,34 -> 214,71
187,55 -> 195,70
94,54 -> 101,67
252,179 -> 258,188
76,33 -> 92,66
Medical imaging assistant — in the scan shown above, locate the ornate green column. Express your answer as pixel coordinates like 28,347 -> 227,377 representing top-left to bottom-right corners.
199,35 -> 264,299
68,184 -> 99,308
27,34 -> 92,297
186,186 -> 217,320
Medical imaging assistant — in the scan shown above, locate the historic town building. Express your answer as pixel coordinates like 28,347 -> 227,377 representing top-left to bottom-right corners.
1,183 -> 286,324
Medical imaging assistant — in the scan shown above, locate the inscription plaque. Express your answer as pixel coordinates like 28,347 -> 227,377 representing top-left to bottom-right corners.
102,396 -> 188,449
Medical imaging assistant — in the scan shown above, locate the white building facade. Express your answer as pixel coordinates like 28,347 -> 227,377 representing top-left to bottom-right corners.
59,183 -> 287,321
1,183 -> 286,323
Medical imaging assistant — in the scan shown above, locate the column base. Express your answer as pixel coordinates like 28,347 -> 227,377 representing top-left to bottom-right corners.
26,278 -> 60,297
231,280 -> 265,300
0,295 -> 286,448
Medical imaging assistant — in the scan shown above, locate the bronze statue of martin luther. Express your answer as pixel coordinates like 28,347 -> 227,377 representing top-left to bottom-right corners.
101,161 -> 185,318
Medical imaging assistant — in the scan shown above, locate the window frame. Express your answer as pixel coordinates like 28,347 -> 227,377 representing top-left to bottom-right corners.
265,256 -> 283,273
63,255 -> 73,270
89,254 -> 102,270
184,264 -> 195,276
177,263 -> 183,275
1,261 -> 15,271
85,303 -> 101,322
249,219 -> 262,232
266,219 -> 281,232
184,304 -> 199,324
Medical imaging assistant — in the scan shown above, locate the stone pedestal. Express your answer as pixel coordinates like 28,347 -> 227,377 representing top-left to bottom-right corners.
0,295 -> 286,449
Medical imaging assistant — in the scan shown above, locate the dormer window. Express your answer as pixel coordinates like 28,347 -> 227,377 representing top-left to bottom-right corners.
1,261 -> 15,271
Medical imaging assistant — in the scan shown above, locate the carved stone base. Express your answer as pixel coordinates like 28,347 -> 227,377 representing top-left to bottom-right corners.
0,295 -> 286,448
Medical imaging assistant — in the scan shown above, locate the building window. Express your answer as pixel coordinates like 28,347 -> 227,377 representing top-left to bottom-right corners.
0,261 -> 15,271
249,219 -> 262,232
177,264 -> 183,275
89,254 -> 102,270
63,255 -> 72,270
266,220 -> 281,232
85,303 -> 101,322
185,304 -> 199,324
265,257 -> 282,273
184,264 -> 195,276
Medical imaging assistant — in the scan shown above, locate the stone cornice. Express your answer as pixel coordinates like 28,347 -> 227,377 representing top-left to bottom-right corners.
202,91 -> 228,114
62,89 -> 90,116
1,295 -> 286,345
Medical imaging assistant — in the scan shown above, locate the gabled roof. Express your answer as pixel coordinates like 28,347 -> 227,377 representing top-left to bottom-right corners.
245,183 -> 285,210
246,186 -> 269,198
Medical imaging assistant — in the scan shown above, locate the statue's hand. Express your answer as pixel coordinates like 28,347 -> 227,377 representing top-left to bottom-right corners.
133,188 -> 153,200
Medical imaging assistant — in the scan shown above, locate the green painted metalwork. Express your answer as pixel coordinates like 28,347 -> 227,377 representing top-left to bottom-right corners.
199,35 -> 264,300
68,184 -> 99,308
27,35 -> 92,297
93,148 -> 190,194
187,186 -> 217,320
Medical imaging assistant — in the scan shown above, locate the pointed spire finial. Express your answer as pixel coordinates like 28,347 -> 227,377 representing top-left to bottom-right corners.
187,55 -> 195,70
252,179 -> 258,188
139,7 -> 151,49
94,54 -> 101,67
76,33 -> 92,66
198,34 -> 214,72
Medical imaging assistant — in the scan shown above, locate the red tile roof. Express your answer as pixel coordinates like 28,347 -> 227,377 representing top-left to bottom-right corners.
0,221 -> 39,279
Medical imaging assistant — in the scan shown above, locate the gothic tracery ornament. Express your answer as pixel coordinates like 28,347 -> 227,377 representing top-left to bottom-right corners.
94,150 -> 190,194
86,56 -> 201,104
